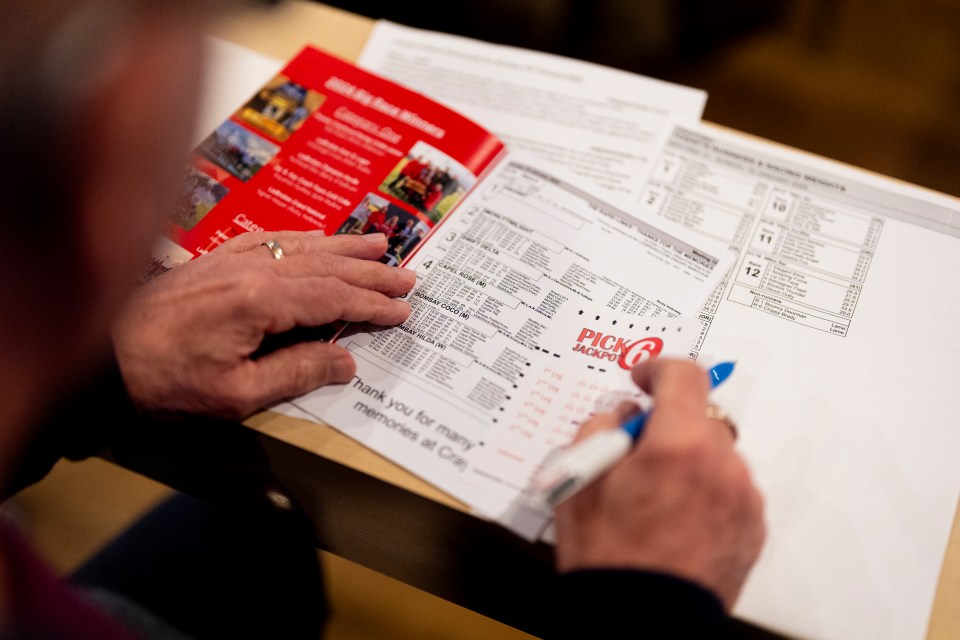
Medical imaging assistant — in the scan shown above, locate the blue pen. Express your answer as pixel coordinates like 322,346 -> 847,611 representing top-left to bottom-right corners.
531,361 -> 736,509
620,360 -> 735,439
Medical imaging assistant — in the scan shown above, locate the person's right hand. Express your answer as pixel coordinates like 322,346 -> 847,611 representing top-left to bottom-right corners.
552,358 -> 766,611
111,231 -> 415,420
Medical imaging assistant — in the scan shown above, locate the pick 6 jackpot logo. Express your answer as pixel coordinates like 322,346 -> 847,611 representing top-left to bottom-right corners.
618,337 -> 663,370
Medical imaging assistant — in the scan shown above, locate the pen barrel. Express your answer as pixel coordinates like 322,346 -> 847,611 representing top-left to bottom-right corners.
537,429 -> 632,506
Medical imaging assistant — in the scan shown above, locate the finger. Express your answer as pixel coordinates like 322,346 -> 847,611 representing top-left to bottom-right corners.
216,232 -> 415,296
631,358 -> 711,421
273,252 -> 417,297
266,276 -> 412,330
274,231 -> 393,261
224,230 -> 391,261
631,357 -> 711,401
245,341 -> 358,406
630,358 -> 713,445
705,403 -> 739,441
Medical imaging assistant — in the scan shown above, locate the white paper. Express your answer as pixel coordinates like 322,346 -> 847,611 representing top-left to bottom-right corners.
196,36 -> 960,639
637,122 -> 960,640
289,152 -> 732,539
357,21 -> 706,203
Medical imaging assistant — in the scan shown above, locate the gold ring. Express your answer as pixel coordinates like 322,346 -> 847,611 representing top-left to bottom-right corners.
262,240 -> 285,260
706,404 -> 738,440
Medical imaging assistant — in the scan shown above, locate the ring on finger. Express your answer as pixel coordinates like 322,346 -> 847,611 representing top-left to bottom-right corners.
262,240 -> 285,260
705,403 -> 738,440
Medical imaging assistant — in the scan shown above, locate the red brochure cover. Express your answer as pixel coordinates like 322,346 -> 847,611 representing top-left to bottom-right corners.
148,45 -> 505,276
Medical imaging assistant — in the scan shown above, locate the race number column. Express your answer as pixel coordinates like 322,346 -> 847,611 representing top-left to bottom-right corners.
730,189 -> 882,336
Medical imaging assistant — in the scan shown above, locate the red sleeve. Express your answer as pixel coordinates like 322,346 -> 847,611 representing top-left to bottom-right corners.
0,521 -> 139,640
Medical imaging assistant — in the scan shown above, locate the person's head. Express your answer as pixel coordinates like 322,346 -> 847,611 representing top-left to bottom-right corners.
0,0 -> 226,467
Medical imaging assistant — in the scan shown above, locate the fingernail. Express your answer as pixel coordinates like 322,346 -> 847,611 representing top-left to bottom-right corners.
395,299 -> 413,319
306,229 -> 327,236
362,233 -> 386,243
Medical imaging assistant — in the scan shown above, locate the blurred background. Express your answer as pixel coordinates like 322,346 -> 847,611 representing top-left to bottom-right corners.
324,0 -> 960,198
4,2 -> 958,640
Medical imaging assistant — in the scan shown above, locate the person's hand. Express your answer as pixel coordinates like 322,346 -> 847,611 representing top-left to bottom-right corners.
111,231 -> 415,420
552,358 -> 766,611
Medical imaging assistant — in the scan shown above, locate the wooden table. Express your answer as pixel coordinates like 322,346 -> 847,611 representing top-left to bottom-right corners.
107,3 -> 960,639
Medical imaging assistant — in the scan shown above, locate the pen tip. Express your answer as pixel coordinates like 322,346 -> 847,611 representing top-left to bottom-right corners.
710,361 -> 735,387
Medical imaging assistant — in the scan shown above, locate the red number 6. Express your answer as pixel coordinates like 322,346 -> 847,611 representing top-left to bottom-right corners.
618,337 -> 663,370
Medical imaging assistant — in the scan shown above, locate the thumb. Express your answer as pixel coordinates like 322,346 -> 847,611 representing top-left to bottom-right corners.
252,342 -> 357,402
569,400 -> 638,444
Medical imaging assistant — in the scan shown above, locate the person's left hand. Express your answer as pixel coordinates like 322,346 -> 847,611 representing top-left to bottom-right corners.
112,231 -> 415,420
